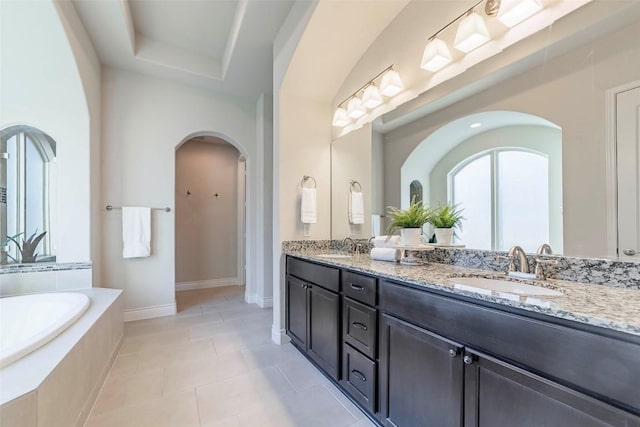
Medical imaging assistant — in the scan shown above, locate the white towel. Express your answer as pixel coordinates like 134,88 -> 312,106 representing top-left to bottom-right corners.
370,247 -> 400,262
301,188 -> 317,224
348,191 -> 365,224
371,214 -> 382,236
122,207 -> 151,258
373,235 -> 401,248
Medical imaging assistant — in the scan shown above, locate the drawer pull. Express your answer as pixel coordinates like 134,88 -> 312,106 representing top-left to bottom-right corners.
350,283 -> 365,291
463,355 -> 474,365
448,348 -> 459,358
351,369 -> 367,382
352,322 -> 368,331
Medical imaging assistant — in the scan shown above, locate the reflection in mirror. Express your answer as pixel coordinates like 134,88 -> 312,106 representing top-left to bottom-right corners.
403,111 -> 562,254
409,180 -> 423,204
1,125 -> 57,264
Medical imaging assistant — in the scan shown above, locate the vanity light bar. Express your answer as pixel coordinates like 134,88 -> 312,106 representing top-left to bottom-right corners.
332,65 -> 404,128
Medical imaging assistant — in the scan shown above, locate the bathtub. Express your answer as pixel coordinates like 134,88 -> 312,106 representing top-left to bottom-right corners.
0,292 -> 90,368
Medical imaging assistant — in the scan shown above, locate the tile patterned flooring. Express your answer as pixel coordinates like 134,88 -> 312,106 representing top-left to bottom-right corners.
84,286 -> 375,427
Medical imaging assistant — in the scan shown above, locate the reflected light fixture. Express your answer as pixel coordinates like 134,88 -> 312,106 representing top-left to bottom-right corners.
362,85 -> 383,109
346,97 -> 366,119
454,11 -> 490,53
379,69 -> 404,96
332,107 -> 349,127
420,38 -> 452,72
498,0 -> 542,27
332,66 -> 403,127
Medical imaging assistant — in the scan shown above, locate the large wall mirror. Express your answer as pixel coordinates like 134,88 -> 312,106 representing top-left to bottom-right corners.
1,125 -> 57,264
331,3 -> 640,259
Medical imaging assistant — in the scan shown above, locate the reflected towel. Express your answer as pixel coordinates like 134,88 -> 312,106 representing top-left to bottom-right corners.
301,188 -> 317,224
371,214 -> 382,236
373,235 -> 400,248
370,247 -> 400,262
122,207 -> 151,258
349,191 -> 365,224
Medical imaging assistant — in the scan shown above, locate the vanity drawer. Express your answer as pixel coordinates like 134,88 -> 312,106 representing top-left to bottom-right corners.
342,271 -> 377,306
342,343 -> 377,413
343,297 -> 377,359
287,257 -> 340,292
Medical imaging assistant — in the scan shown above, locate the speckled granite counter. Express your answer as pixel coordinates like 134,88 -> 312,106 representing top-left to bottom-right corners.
285,248 -> 640,338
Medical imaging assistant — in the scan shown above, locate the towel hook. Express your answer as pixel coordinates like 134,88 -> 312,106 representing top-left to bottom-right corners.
350,180 -> 362,193
301,175 -> 317,189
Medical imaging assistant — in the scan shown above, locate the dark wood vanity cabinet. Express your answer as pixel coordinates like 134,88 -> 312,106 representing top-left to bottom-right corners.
285,256 -> 640,427
285,258 -> 340,380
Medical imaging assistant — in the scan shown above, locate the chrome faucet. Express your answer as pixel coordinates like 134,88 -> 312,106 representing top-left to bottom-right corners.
537,243 -> 553,255
342,237 -> 356,253
507,245 -> 530,273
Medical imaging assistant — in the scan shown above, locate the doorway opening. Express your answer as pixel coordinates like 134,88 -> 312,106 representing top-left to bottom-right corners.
174,135 -> 246,309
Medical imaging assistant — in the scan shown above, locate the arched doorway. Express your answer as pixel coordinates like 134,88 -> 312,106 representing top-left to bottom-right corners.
174,134 -> 246,307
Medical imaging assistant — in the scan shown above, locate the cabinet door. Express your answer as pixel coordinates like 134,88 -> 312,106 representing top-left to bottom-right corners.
379,314 -> 464,427
464,348 -> 640,427
308,284 -> 340,380
286,275 -> 308,349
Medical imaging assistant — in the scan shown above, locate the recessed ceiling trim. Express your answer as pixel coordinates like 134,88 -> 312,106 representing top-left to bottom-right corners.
221,0 -> 248,79
120,0 -> 136,54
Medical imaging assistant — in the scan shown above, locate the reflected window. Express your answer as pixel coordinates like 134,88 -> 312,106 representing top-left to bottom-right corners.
409,180 -> 423,204
1,126 -> 56,263
449,148 -> 548,252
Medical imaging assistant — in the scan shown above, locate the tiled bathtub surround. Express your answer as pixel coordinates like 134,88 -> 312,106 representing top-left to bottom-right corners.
284,247 -> 640,337
283,241 -> 640,289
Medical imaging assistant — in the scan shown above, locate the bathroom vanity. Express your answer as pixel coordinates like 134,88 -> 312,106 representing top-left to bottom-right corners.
285,251 -> 640,427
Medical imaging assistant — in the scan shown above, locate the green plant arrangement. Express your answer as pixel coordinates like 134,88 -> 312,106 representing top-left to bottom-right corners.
385,198 -> 433,235
429,203 -> 464,229
1,232 -> 24,264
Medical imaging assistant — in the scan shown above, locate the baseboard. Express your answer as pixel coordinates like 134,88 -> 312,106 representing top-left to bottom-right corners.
271,326 -> 290,345
176,277 -> 241,291
245,292 -> 257,304
258,296 -> 273,308
124,303 -> 177,322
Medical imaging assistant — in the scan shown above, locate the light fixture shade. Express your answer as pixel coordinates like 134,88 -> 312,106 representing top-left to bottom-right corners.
380,69 -> 403,97
454,12 -> 490,53
346,97 -> 366,119
498,0 -> 542,27
362,85 -> 383,109
332,107 -> 350,127
420,37 -> 452,72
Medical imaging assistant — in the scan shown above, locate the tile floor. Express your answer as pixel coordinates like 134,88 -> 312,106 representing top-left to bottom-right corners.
84,286 -> 375,427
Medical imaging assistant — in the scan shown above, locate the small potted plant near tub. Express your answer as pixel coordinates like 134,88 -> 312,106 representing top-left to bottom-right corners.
428,203 -> 464,246
386,198 -> 433,246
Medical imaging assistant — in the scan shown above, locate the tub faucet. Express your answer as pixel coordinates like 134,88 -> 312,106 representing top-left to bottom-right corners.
508,245 -> 530,273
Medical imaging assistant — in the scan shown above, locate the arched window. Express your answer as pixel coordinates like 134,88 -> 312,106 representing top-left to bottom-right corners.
448,148 -> 549,252
1,126 -> 57,263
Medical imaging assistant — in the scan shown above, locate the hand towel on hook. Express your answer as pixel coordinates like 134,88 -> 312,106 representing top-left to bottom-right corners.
122,207 -> 151,258
349,191 -> 365,224
301,188 -> 317,224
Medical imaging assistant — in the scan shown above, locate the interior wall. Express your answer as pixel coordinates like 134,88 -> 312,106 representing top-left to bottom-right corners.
383,21 -> 640,258
331,123 -> 372,239
0,1 -> 91,264
175,139 -> 239,285
100,68 -> 257,318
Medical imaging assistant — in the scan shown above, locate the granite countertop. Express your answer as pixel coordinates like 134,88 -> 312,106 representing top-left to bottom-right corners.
285,248 -> 640,338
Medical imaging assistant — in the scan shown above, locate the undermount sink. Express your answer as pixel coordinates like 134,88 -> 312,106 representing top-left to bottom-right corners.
317,254 -> 353,259
452,277 -> 563,297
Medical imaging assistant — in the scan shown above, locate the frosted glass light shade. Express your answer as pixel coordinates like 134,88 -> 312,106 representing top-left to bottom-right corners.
498,0 -> 543,27
332,107 -> 350,127
380,70 -> 403,97
362,85 -> 383,109
420,38 -> 452,72
454,12 -> 490,53
347,97 -> 366,119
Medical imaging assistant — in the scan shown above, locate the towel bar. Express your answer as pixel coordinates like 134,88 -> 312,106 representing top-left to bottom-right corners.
106,205 -> 171,212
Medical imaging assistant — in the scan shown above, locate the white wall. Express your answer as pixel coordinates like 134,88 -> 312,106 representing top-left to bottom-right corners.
331,124 -> 372,239
383,21 -> 640,257
100,68 -> 257,318
175,139 -> 240,285
0,1 -> 92,265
